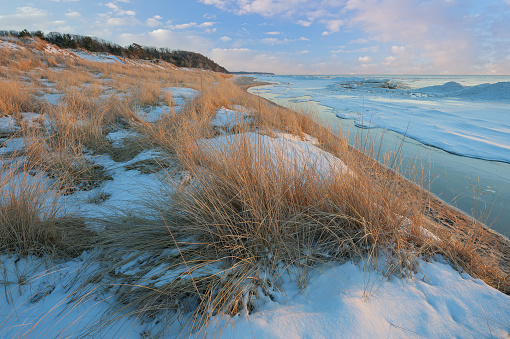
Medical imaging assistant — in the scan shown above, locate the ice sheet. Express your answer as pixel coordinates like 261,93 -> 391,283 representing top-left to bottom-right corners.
250,75 -> 510,163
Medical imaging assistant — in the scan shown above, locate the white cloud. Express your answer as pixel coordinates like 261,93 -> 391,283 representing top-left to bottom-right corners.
261,37 -> 281,45
118,29 -> 214,54
198,22 -> 215,27
200,0 -> 313,17
0,6 -> 49,30
266,31 -> 282,35
383,55 -> 396,65
296,20 -> 312,27
358,56 -> 371,62
220,36 -> 232,42
321,19 -> 343,35
171,22 -> 197,30
350,38 -> 369,44
105,2 -> 119,10
209,47 -> 308,73
105,2 -> 136,16
391,45 -> 406,54
65,11 -> 81,19
146,17 -> 162,27
106,17 -> 135,26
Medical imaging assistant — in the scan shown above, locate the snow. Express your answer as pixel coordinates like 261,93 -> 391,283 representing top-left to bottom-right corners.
199,132 -> 352,177
0,254 -> 140,339
250,75 -> 510,163
64,150 -> 167,220
162,87 -> 200,107
41,93 -> 63,105
417,81 -> 510,100
106,130 -> 140,147
203,258 -> 510,338
1,46 -> 509,337
71,50 -> 125,64
0,138 -> 25,155
0,116 -> 17,133
20,112 -> 43,127
0,39 -> 25,51
137,105 -> 174,123
211,106 -> 251,128
1,254 -> 508,338
43,44 -> 78,59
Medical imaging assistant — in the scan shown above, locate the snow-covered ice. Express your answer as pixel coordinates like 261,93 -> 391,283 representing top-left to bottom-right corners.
250,75 -> 510,163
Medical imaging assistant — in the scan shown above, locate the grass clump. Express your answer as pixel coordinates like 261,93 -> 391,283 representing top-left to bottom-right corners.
0,164 -> 95,257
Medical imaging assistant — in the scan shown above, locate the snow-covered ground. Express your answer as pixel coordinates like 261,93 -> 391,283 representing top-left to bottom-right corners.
1,253 -> 509,338
1,40 -> 509,336
249,75 -> 510,164
2,99 -> 509,337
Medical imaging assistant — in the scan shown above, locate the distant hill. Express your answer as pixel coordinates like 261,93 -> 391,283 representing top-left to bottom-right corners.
231,71 -> 275,75
0,29 -> 229,73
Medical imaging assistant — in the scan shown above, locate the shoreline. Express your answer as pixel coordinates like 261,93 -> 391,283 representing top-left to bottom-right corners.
234,76 -> 510,289
231,75 -> 273,90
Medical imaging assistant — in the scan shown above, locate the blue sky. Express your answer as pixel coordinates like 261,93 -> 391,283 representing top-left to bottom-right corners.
1,0 -> 509,74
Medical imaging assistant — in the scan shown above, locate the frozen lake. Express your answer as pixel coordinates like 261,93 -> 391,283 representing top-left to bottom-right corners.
249,74 -> 510,238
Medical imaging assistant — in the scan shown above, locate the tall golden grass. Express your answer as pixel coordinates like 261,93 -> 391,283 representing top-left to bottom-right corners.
0,36 -> 507,338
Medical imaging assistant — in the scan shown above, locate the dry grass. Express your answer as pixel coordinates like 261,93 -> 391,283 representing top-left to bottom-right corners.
0,158 -> 95,257
1,35 -> 508,337
0,79 -> 43,117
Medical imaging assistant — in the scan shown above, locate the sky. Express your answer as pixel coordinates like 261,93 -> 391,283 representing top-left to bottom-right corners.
1,0 -> 509,74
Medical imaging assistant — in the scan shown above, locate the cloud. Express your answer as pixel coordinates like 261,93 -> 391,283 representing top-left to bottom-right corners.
171,22 -> 197,30
261,36 -> 311,45
265,31 -> 282,35
106,17 -> 136,26
349,38 -> 369,44
105,2 -> 136,16
220,36 -> 232,42
0,6 -> 50,30
358,56 -> 370,63
321,19 -> 344,35
65,11 -> 81,19
199,0 -> 313,17
296,20 -> 312,27
118,29 -> 214,54
167,21 -> 215,30
209,47 -> 308,73
198,22 -> 215,27
391,45 -> 405,54
261,37 -> 280,45
146,16 -> 162,27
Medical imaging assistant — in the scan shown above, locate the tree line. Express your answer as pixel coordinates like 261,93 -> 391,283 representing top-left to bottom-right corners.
0,29 -> 229,73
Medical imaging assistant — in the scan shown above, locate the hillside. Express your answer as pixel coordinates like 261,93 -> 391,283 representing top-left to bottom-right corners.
0,29 -> 229,73
0,36 -> 509,338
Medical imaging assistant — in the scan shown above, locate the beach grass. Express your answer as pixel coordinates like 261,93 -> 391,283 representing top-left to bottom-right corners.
0,36 -> 508,337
